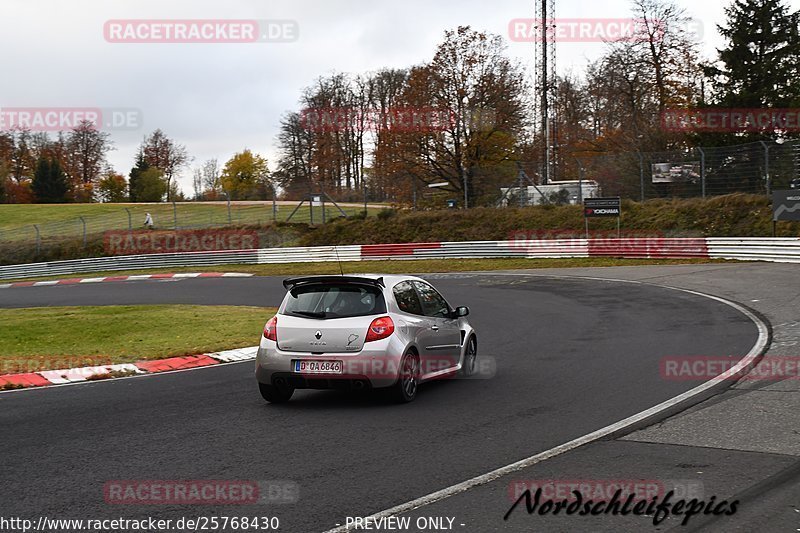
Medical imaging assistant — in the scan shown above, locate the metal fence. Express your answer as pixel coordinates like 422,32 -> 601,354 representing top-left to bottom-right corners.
593,140 -> 799,200
0,201 -> 374,247
501,140 -> 800,205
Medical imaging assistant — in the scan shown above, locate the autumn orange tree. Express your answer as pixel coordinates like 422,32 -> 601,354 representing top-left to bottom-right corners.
275,27 -> 528,206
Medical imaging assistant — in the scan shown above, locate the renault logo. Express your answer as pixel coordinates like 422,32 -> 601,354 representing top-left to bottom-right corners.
315,331 -> 322,340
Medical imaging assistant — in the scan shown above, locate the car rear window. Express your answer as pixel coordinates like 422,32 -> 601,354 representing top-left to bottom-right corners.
282,283 -> 386,319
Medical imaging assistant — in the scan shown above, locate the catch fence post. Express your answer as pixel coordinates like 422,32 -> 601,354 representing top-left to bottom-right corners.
34,225 -> 41,255
698,147 -> 706,198
79,216 -> 87,248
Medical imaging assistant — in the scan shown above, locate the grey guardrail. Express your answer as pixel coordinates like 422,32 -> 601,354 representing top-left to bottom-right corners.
0,250 -> 261,280
0,237 -> 798,280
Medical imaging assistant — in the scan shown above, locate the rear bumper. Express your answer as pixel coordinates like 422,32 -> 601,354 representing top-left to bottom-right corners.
259,371 -> 375,391
254,338 -> 407,389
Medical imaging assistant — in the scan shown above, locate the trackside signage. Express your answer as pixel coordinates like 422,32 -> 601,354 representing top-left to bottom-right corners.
772,190 -> 800,222
104,229 -> 259,255
584,197 -> 621,218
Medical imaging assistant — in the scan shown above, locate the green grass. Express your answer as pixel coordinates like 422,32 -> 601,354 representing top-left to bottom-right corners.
0,257 -> 729,283
0,305 -> 276,370
0,202 -> 384,241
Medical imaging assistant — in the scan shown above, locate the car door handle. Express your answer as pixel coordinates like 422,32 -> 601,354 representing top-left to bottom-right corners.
431,325 -> 439,331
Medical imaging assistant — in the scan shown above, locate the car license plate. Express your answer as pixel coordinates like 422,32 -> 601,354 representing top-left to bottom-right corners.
294,360 -> 343,374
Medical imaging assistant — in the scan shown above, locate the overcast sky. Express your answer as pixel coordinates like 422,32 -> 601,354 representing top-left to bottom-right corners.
3,0 -> 798,192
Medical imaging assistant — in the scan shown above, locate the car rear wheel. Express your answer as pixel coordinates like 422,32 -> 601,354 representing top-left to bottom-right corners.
392,351 -> 419,403
459,336 -> 477,377
259,382 -> 295,403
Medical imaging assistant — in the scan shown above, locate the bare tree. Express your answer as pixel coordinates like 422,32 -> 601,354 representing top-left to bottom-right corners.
274,112 -> 314,198
579,0 -> 702,154
384,27 -> 529,204
192,158 -> 221,199
9,129 -> 35,183
367,68 -> 409,199
629,0 -> 701,117
66,120 -> 114,202
139,129 -> 190,201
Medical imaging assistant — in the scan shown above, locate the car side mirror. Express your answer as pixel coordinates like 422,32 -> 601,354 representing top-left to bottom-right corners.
455,306 -> 470,317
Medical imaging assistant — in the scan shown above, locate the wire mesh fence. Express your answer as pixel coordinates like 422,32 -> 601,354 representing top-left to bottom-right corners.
499,139 -> 800,205
0,202 -> 373,243
0,201 -> 377,265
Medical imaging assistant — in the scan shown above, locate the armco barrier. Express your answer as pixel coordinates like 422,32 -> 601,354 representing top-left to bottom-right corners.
0,238 -> 798,280
707,237 -> 800,262
0,249 -> 261,280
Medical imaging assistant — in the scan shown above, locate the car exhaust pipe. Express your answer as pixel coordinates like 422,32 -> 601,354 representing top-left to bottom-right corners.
353,380 -> 365,390
274,377 -> 286,387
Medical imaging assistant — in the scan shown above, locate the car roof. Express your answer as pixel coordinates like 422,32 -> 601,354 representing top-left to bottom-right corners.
282,274 -> 424,290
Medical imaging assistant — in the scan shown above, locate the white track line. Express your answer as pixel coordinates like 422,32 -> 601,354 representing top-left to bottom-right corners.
0,272 -> 256,288
322,275 -> 770,533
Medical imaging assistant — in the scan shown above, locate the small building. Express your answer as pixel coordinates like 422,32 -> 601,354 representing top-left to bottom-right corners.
500,180 -> 601,206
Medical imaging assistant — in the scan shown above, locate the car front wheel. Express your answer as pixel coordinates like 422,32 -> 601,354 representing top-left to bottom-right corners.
459,336 -> 477,377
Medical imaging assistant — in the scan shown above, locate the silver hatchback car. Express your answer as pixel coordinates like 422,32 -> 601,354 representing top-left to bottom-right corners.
255,275 -> 477,403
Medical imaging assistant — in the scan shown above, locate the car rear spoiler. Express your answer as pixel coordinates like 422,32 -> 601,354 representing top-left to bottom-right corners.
282,276 -> 385,290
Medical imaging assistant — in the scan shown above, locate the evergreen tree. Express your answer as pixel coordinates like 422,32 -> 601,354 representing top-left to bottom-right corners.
128,152 -> 150,202
707,0 -> 800,108
132,167 -> 167,202
32,157 -> 68,203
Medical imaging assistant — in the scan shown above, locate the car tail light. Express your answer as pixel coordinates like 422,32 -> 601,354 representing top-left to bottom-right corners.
365,316 -> 394,342
263,316 -> 278,341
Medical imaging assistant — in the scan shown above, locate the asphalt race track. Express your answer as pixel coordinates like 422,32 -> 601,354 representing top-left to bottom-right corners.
0,274 -> 761,532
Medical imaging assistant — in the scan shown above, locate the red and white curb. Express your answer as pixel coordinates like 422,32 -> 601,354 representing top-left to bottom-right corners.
0,346 -> 258,390
0,272 -> 253,289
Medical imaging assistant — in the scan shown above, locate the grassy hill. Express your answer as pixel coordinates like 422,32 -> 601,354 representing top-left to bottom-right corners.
300,194 -> 796,246
0,201 -> 382,241
0,194 -> 796,266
